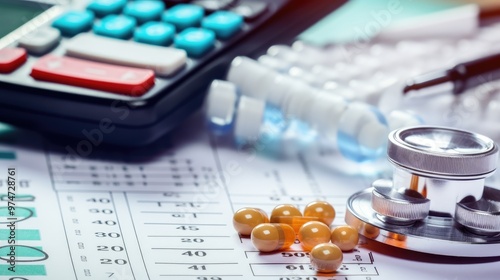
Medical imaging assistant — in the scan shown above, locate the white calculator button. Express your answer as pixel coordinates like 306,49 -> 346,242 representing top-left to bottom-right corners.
65,33 -> 187,76
18,27 -> 61,55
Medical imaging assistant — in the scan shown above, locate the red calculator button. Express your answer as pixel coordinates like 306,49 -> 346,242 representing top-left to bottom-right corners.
0,48 -> 27,73
31,55 -> 155,96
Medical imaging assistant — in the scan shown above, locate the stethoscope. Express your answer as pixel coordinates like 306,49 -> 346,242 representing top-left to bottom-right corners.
346,126 -> 500,257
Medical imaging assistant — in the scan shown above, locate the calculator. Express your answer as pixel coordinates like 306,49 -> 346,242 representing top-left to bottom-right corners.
0,0 -> 346,147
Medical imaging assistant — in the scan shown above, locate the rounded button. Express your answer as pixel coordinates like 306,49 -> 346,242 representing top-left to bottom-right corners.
455,186 -> 500,235
371,182 -> 430,224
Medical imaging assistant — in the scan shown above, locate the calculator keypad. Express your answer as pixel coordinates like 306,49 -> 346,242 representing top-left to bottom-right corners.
6,0 -> 266,96
42,0 -> 248,94
0,0 -> 348,145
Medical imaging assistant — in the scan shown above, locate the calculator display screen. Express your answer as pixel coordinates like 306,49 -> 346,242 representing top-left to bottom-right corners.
0,0 -> 49,38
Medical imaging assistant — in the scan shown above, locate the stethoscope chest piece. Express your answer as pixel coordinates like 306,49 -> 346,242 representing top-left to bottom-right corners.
346,126 -> 500,257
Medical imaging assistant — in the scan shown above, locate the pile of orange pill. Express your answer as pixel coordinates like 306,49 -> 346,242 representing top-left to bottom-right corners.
232,201 -> 360,273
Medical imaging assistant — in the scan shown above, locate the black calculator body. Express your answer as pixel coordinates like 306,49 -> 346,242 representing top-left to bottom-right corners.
0,0 -> 346,147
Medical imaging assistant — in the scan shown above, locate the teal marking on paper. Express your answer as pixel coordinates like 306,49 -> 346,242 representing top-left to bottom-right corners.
0,151 -> 15,160
0,229 -> 40,240
0,264 -> 46,276
300,0 -> 459,45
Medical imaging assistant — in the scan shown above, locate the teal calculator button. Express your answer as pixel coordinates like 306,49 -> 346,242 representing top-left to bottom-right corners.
93,15 -> 137,39
134,22 -> 176,46
162,4 -> 204,30
87,0 -> 127,17
52,11 -> 94,36
123,0 -> 165,23
174,27 -> 215,57
202,11 -> 243,39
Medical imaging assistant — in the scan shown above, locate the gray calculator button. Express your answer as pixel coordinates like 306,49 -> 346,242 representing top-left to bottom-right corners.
18,27 -> 61,55
192,0 -> 236,12
231,1 -> 267,21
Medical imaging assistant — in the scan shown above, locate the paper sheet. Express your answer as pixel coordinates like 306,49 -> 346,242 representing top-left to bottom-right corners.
0,114 -> 499,280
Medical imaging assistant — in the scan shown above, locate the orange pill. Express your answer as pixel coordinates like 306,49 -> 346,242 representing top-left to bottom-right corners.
233,207 -> 269,235
330,225 -> 359,251
303,201 -> 335,226
298,221 -> 331,251
251,223 -> 296,252
310,243 -> 343,273
270,204 -> 302,222
271,216 -> 320,232
361,223 -> 380,239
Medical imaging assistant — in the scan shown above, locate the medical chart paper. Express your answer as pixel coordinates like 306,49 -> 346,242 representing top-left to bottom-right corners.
0,115 -> 499,280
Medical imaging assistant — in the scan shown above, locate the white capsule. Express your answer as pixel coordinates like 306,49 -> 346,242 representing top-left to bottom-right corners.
234,96 -> 265,142
283,82 -> 317,118
205,80 -> 237,128
227,56 -> 275,98
358,121 -> 389,150
258,54 -> 291,72
387,110 -> 423,131
265,74 -> 296,107
337,102 -> 388,162
305,93 -> 347,140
